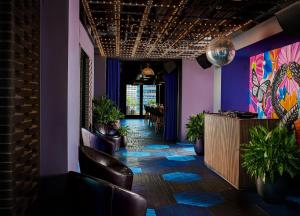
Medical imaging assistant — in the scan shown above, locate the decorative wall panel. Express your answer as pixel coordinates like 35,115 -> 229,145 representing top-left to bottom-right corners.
0,0 -> 40,215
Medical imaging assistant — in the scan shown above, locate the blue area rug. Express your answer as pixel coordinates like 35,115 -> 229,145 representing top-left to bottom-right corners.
130,167 -> 142,174
176,142 -> 194,147
182,147 -> 195,153
156,204 -> 212,216
121,151 -> 151,157
166,155 -> 195,161
146,208 -> 156,216
150,151 -> 172,157
174,191 -> 224,207
162,172 -> 201,183
145,144 -> 170,150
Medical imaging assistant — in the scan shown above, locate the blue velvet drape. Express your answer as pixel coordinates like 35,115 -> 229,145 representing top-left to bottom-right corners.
106,58 -> 120,107
164,71 -> 178,141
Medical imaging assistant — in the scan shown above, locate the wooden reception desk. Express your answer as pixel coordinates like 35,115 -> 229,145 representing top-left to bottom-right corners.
204,114 -> 278,189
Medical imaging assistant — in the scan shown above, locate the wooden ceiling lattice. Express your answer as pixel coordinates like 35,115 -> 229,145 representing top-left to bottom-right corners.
82,0 -> 296,59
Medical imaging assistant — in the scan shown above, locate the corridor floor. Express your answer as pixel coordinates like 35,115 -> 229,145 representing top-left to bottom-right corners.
114,119 -> 300,216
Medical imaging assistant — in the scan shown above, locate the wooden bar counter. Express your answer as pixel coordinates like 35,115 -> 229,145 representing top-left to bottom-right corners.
204,114 -> 278,189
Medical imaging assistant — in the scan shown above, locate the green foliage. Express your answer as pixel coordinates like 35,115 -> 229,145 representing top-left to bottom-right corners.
93,96 -> 124,125
186,113 -> 205,143
242,125 -> 300,183
126,97 -> 137,106
118,126 -> 129,136
147,99 -> 156,105
108,107 -> 125,122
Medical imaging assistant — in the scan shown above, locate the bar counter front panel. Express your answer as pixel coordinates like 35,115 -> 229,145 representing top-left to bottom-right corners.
204,114 -> 278,189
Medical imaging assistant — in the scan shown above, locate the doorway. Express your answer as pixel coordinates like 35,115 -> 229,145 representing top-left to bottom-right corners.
126,84 -> 157,117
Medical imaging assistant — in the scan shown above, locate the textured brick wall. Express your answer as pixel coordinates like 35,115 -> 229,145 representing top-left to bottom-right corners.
0,0 -> 40,215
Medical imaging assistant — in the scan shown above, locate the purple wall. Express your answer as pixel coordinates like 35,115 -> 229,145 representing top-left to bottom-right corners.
41,0 -> 94,175
67,0 -> 81,173
40,0 -> 69,175
67,3 -> 94,172
180,60 -> 214,141
221,32 -> 300,111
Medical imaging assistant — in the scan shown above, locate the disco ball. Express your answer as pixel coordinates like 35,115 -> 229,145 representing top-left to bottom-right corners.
206,37 -> 236,67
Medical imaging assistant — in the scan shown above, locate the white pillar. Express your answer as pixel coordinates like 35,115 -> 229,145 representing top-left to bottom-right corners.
213,66 -> 222,113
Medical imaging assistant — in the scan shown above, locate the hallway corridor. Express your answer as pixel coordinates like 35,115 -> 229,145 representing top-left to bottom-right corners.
114,120 -> 300,216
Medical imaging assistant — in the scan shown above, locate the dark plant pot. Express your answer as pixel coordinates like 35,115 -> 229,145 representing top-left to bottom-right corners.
121,136 -> 127,147
256,176 -> 288,204
99,124 -> 118,136
194,137 -> 204,156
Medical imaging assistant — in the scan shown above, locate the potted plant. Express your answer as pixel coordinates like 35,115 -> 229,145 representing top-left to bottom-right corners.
186,113 -> 205,155
242,125 -> 300,203
108,106 -> 125,129
93,97 -> 124,136
118,126 -> 129,147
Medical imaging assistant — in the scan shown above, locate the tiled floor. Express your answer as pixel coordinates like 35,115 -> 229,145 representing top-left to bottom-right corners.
114,119 -> 300,216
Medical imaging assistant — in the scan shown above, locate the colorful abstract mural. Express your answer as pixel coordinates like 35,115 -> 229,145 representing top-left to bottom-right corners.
249,41 -> 300,126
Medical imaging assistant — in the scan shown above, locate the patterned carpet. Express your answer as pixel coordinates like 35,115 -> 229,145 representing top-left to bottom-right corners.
114,119 -> 300,216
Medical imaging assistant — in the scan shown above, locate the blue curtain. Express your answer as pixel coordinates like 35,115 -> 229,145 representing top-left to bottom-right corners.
164,71 -> 178,142
106,58 -> 120,107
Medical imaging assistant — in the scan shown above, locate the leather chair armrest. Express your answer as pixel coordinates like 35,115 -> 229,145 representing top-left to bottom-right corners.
79,146 -> 133,189
112,186 -> 147,216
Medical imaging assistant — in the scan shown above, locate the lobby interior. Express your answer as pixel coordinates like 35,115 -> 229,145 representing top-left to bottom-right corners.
2,0 -> 300,215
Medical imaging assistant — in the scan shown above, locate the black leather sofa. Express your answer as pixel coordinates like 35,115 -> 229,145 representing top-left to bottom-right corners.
39,171 -> 147,216
79,145 -> 133,190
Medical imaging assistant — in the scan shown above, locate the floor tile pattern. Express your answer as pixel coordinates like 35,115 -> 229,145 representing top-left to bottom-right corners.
115,119 -> 300,216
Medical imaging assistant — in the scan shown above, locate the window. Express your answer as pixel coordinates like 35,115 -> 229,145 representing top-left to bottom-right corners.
143,85 -> 157,114
126,84 -> 157,116
126,85 -> 140,115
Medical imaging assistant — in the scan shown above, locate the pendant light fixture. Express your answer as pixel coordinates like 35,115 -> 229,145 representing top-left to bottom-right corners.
141,63 -> 155,77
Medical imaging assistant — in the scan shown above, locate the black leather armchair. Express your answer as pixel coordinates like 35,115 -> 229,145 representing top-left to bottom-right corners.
97,131 -> 122,152
79,145 -> 133,190
82,128 -> 118,155
39,171 -> 147,216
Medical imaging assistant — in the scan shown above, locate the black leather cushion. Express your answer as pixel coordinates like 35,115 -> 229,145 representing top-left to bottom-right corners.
39,171 -> 147,216
79,145 -> 133,190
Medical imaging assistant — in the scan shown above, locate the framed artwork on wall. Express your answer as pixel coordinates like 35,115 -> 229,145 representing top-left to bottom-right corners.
249,41 -> 300,124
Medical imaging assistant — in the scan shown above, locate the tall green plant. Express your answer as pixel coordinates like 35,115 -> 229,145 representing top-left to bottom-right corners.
186,113 -> 205,143
242,125 -> 300,183
108,107 -> 125,122
93,97 -> 124,125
